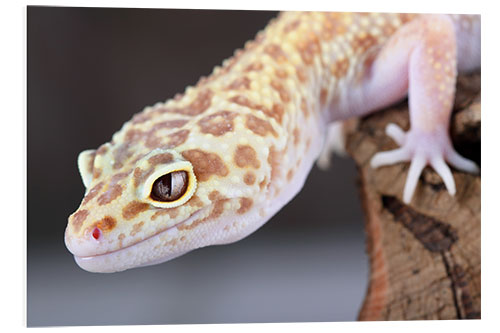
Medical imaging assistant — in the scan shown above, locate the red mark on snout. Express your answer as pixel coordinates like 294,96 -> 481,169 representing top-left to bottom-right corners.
92,227 -> 102,240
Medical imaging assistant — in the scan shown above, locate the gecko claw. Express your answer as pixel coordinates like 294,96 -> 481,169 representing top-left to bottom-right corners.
370,124 -> 479,204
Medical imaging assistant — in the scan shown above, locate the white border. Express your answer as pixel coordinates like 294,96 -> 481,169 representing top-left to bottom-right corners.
4,0 -> 498,331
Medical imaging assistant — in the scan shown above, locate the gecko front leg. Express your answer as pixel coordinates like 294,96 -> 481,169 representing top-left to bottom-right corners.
364,14 -> 479,203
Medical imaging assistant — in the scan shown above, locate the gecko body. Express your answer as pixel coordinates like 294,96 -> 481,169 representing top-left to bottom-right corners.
65,12 -> 480,273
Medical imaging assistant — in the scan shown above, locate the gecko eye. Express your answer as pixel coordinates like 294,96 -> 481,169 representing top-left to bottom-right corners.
137,149 -> 197,208
150,171 -> 188,202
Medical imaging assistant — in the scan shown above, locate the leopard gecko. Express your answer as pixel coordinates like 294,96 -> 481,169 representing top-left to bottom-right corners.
65,12 -> 480,273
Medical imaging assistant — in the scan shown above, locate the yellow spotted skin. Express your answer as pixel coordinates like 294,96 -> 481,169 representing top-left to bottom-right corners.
65,12 -> 480,272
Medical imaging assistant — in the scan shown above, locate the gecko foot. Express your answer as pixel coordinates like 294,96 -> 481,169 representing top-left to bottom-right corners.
316,121 -> 347,170
370,123 -> 479,203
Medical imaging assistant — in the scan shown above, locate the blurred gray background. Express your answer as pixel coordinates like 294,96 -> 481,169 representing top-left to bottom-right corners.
27,7 -> 368,326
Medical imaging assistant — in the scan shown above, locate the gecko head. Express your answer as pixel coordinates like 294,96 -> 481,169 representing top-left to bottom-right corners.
65,132 -> 270,273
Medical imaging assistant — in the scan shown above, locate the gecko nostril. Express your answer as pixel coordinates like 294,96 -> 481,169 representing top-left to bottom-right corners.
92,227 -> 102,240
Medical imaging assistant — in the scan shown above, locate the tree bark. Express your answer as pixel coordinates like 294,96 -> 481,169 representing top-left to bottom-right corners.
345,72 -> 481,320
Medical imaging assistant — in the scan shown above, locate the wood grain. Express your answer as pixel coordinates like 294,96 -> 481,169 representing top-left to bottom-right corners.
345,72 -> 481,320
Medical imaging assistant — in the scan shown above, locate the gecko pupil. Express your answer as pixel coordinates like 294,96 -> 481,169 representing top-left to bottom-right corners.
150,171 -> 188,202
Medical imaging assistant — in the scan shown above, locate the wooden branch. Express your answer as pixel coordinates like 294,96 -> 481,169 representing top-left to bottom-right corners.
345,72 -> 481,320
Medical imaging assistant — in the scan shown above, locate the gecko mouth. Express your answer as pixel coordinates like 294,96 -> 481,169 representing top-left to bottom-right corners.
71,207 -> 209,272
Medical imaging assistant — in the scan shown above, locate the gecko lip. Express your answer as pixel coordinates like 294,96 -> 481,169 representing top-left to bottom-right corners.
72,206 -> 208,264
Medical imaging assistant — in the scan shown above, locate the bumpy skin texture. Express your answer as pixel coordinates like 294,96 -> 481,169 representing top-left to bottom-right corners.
65,12 -> 480,273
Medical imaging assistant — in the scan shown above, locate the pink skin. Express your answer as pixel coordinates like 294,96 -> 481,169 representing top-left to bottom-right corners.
348,14 -> 479,203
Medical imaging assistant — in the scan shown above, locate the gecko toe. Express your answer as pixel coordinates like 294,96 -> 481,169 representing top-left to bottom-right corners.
403,153 -> 426,203
445,149 -> 480,174
370,147 -> 410,168
385,123 -> 406,146
430,156 -> 456,196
